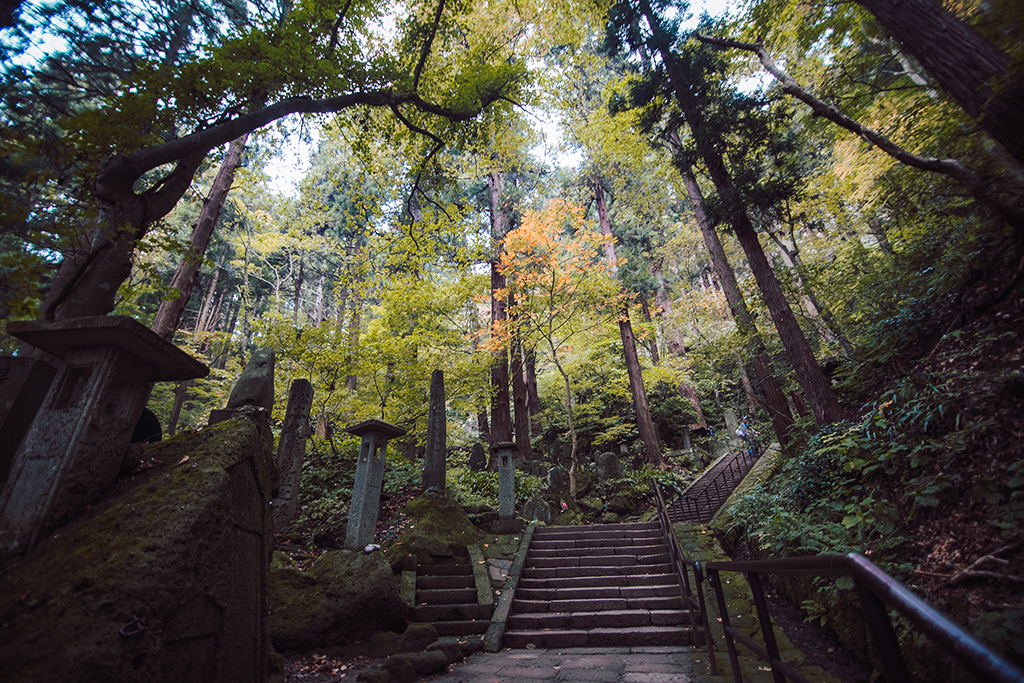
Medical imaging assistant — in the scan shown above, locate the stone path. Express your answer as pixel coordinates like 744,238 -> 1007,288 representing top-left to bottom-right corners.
423,645 -> 713,682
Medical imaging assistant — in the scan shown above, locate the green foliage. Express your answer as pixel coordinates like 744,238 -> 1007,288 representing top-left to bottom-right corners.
446,465 -> 545,508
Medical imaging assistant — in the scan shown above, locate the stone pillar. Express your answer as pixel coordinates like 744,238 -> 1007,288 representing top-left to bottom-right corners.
0,316 -> 208,552
344,419 -> 407,551
0,357 -> 57,483
493,441 -> 515,520
422,369 -> 446,492
271,378 -> 313,533
724,409 -> 739,437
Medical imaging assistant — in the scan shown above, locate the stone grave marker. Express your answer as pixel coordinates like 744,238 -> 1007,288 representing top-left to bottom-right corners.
422,369 -> 446,492
468,442 -> 486,472
344,419 -> 406,551
209,348 -> 275,447
681,426 -> 692,451
271,378 -> 314,533
0,357 -> 57,483
596,452 -> 622,481
547,466 -> 566,493
0,315 -> 208,552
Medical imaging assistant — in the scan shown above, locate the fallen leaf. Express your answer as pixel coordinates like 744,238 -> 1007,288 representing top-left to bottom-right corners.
178,455 -> 189,464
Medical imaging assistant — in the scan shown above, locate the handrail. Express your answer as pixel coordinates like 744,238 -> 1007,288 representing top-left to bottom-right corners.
652,480 -> 718,674
652,481 -> 1024,683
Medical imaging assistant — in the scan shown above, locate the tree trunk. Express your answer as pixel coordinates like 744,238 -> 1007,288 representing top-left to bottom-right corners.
595,181 -> 666,469
487,170 -> 513,457
150,135 -> 247,340
525,345 -> 541,420
638,297 -> 660,365
510,330 -> 532,461
678,162 -> 795,445
854,0 -> 1024,166
551,354 -> 579,500
653,270 -> 707,428
678,109 -> 846,425
292,256 -> 304,325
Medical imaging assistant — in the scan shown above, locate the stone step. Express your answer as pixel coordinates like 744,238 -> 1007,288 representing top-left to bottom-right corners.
527,543 -> 667,558
513,595 -> 684,613
508,608 -> 691,630
527,554 -> 638,568
503,625 -> 692,649
416,564 -> 472,576
416,588 -> 477,604
521,562 -> 673,579
515,583 -> 681,602
412,603 -> 493,622
531,527 -> 660,541
417,574 -> 475,590
519,572 -> 678,590
532,524 -> 659,532
530,536 -> 662,550
433,619 -> 490,636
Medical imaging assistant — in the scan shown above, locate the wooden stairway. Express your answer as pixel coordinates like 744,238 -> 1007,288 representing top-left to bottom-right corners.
503,522 -> 700,648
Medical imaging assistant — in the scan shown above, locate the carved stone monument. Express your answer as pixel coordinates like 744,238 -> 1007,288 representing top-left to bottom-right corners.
344,419 -> 406,551
0,357 -> 56,482
0,316 -> 208,552
422,369 -> 446,492
271,378 -> 313,533
548,466 -> 566,493
596,452 -> 622,481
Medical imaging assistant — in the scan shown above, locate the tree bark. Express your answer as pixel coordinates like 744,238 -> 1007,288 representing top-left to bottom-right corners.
487,170 -> 513,458
510,332 -> 532,461
595,181 -> 667,469
638,297 -> 661,365
151,134 -> 247,340
853,0 -> 1024,166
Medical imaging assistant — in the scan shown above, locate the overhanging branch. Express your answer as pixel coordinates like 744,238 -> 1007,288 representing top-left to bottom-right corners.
694,33 -> 1024,234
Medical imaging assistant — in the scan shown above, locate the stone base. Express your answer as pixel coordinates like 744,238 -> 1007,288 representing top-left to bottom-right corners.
490,518 -> 523,534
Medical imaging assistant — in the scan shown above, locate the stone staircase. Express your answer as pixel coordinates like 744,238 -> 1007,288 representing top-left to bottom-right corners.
411,561 -> 494,637
666,447 -> 761,523
503,521 -> 699,648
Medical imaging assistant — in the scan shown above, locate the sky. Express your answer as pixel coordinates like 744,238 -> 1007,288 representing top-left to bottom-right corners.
265,0 -> 741,196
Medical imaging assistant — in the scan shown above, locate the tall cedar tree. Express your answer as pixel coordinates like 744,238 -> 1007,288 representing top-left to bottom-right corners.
606,0 -> 845,425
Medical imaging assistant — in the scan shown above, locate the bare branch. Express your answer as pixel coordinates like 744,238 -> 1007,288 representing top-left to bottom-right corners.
694,33 -> 1024,235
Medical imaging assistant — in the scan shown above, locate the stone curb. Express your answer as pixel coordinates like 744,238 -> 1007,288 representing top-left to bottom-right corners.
483,524 -> 535,652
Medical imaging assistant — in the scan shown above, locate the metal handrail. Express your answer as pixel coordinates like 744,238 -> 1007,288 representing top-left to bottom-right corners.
652,480 -> 718,674
652,481 -> 1024,683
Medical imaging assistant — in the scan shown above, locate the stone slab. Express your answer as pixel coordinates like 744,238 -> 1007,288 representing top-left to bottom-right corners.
0,357 -> 56,482
6,315 -> 208,381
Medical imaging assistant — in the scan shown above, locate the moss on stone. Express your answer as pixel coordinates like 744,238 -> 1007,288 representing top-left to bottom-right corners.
269,548 -> 406,652
384,493 -> 480,568
0,419 -> 274,683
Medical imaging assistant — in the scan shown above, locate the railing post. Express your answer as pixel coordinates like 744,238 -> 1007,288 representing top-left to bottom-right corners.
694,562 -> 719,676
854,577 -> 913,683
709,568 -> 743,683
746,571 -> 786,683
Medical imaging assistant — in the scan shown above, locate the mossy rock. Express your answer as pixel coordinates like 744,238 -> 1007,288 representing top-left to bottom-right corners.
578,497 -> 604,513
384,493 -> 480,568
269,548 -> 406,651
605,490 -> 637,515
0,419 -> 275,683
